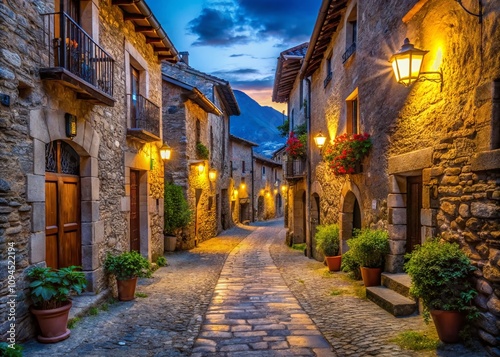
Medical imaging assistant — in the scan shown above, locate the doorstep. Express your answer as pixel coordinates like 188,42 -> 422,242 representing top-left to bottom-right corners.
69,289 -> 110,320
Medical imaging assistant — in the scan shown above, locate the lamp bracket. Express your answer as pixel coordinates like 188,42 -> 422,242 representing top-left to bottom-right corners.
455,0 -> 482,23
417,69 -> 443,91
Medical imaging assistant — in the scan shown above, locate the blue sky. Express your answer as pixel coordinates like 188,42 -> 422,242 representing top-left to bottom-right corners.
148,0 -> 322,112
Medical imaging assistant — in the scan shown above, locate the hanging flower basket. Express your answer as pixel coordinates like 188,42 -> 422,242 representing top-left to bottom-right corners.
323,133 -> 372,175
285,131 -> 307,159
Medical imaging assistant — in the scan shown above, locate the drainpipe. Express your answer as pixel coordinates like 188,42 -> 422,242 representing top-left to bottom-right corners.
251,147 -> 255,222
305,77 -> 312,258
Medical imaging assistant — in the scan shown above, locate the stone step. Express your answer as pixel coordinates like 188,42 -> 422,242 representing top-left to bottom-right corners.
366,286 -> 417,317
381,272 -> 412,298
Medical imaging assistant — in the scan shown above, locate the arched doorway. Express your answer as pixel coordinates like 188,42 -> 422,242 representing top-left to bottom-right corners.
311,193 -> 320,260
45,140 -> 81,268
340,183 -> 363,254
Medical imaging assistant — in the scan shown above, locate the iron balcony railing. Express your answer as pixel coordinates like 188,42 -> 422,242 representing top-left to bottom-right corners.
342,42 -> 356,63
41,12 -> 114,97
285,159 -> 306,179
129,94 -> 160,137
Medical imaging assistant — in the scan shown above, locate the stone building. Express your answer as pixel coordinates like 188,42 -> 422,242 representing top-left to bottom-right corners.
274,0 -> 500,352
161,59 -> 240,249
272,42 -> 309,245
253,154 -> 284,221
0,0 -> 178,341
229,134 -> 258,224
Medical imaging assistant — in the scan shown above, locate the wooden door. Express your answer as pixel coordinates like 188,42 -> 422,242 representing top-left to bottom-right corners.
406,176 -> 422,253
45,141 -> 81,269
45,174 -> 81,268
130,170 -> 140,252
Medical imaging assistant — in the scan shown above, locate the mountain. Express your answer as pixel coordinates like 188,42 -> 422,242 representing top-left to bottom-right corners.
230,90 -> 286,157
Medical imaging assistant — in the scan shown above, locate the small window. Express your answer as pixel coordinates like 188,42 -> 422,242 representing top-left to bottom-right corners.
324,52 -> 333,88
343,4 -> 357,63
291,109 -> 295,129
262,166 -> 266,176
196,120 -> 201,143
242,160 -> 246,173
300,80 -> 304,108
346,88 -> 359,135
210,126 -> 213,160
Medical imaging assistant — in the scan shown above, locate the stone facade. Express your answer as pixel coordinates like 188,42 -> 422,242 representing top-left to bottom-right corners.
0,0 -> 175,342
162,61 -> 240,249
229,135 -> 257,224
253,154 -> 284,221
274,0 -> 500,352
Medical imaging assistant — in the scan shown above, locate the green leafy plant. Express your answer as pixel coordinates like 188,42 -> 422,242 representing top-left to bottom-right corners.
315,223 -> 340,256
277,118 -> 289,137
164,182 -> 192,235
88,307 -> 99,316
67,317 -> 81,329
104,251 -> 152,281
27,265 -> 87,310
196,142 -> 209,160
135,292 -> 148,298
157,256 -> 167,267
340,249 -> 361,279
347,228 -> 389,268
0,342 -> 23,357
404,238 -> 479,323
323,133 -> 372,175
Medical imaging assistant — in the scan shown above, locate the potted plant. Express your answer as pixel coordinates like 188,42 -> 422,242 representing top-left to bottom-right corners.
104,251 -> 152,301
323,132 -> 372,175
404,238 -> 478,343
27,265 -> 87,343
164,182 -> 192,251
347,228 -> 389,286
315,223 -> 341,271
196,142 -> 209,160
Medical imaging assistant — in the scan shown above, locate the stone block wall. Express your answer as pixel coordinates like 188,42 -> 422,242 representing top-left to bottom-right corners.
230,138 -> 255,223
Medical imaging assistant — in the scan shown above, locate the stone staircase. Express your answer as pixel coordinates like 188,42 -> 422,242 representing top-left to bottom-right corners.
366,273 -> 418,317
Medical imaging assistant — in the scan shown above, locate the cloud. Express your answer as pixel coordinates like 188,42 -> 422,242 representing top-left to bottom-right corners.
187,0 -> 321,47
226,77 -> 275,90
212,68 -> 260,76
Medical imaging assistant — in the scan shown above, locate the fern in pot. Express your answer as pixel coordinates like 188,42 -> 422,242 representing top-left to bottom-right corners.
314,223 -> 341,271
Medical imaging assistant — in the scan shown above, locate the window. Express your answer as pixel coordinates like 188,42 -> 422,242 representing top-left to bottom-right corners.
343,4 -> 357,63
196,120 -> 201,143
230,161 -> 233,178
242,160 -> 246,173
262,166 -> 266,177
346,88 -> 359,135
324,52 -> 333,88
130,65 -> 140,128
210,126 -> 213,161
291,109 -> 295,129
300,80 -> 304,108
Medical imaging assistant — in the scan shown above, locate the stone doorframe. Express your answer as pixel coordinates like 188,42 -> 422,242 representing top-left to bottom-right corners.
339,181 -> 363,254
29,108 -> 103,291
387,147 -> 436,273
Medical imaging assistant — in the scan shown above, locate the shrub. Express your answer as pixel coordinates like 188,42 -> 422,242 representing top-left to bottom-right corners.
341,249 -> 361,280
404,238 -> 478,323
27,266 -> 87,310
315,223 -> 340,256
157,256 -> 167,267
347,228 -> 389,268
196,142 -> 209,160
104,251 -> 152,281
164,182 -> 192,235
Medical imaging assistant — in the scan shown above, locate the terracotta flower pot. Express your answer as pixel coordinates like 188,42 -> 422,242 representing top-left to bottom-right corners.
30,301 -> 72,343
360,267 -> 382,287
325,256 -> 342,272
117,277 -> 138,301
430,310 -> 465,343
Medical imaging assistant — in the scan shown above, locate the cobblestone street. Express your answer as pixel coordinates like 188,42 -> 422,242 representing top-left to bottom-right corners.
23,219 -> 487,356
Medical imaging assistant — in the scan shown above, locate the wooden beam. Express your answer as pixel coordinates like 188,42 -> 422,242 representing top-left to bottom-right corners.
146,37 -> 162,44
124,13 -> 147,21
134,25 -> 154,33
112,0 -> 134,5
403,0 -> 430,23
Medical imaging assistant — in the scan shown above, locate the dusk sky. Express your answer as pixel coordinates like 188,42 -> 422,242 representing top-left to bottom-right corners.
148,0 -> 322,112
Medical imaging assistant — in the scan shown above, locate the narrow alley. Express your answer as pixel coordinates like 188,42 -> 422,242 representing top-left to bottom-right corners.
22,220 -> 486,357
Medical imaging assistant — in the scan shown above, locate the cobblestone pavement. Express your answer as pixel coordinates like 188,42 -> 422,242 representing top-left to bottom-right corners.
22,224 -> 254,357
191,222 -> 334,357
22,219 -> 487,357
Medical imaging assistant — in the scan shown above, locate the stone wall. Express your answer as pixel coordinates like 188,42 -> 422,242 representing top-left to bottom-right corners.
307,0 -> 500,352
0,0 -> 166,342
230,138 -> 255,223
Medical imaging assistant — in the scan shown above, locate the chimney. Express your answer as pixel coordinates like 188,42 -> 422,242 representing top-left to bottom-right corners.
179,51 -> 189,65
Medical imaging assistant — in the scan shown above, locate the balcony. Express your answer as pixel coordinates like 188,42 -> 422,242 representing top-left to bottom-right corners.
342,42 -> 356,64
285,159 -> 306,180
39,12 -> 115,106
126,94 -> 161,142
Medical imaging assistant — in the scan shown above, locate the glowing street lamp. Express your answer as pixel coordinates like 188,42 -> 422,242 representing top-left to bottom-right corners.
314,132 -> 327,149
159,142 -> 172,161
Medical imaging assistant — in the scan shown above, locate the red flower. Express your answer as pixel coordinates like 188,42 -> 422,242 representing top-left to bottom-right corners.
323,133 -> 372,175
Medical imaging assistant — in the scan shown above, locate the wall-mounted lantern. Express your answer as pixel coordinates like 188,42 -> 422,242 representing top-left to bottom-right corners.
240,182 -> 246,190
313,132 -> 327,149
389,38 -> 443,90
197,162 -> 205,174
65,113 -> 77,139
208,168 -> 217,182
281,184 -> 288,192
233,188 -> 238,197
159,142 -> 172,161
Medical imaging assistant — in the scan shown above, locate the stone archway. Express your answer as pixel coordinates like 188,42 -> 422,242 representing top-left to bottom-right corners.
29,109 -> 102,291
339,181 -> 363,254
